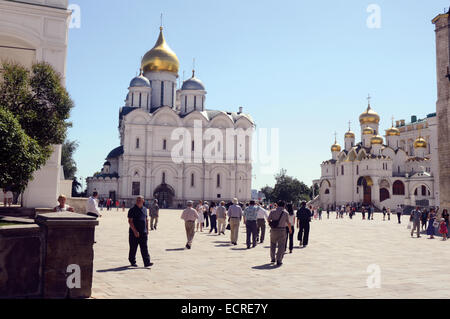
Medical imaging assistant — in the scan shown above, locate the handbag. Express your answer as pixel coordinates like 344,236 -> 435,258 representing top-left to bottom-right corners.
226,224 -> 231,230
433,220 -> 440,228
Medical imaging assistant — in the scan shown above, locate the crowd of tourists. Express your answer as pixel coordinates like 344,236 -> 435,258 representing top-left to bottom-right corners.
179,198 -> 314,267
50,192 -> 449,269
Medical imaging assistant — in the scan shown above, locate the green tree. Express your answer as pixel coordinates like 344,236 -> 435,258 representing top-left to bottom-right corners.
61,140 -> 79,180
0,61 -> 74,198
71,176 -> 82,197
0,107 -> 47,193
0,61 -> 73,148
271,169 -> 311,204
260,185 -> 274,202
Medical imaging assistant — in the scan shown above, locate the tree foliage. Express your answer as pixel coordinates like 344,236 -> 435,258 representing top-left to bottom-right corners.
0,61 -> 73,147
0,108 -> 47,192
61,140 -> 79,180
0,61 -> 74,194
261,169 -> 311,204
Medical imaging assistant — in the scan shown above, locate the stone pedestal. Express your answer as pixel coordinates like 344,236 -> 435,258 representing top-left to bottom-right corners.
36,212 -> 98,299
0,225 -> 42,298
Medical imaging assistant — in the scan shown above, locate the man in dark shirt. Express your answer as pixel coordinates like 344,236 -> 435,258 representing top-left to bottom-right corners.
296,201 -> 312,247
128,196 -> 152,267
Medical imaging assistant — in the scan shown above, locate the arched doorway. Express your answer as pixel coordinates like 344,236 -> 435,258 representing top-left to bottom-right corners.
357,176 -> 373,205
380,188 -> 390,202
153,184 -> 175,208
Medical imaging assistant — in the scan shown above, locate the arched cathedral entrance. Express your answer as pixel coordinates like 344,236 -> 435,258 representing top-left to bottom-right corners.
358,176 -> 373,205
153,184 -> 175,208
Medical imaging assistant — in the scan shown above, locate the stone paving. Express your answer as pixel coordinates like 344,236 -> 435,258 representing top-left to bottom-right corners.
91,210 -> 450,299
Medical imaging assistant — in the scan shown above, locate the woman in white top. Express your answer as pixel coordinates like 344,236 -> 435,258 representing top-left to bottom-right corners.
286,203 -> 296,254
196,200 -> 205,232
54,195 -> 75,212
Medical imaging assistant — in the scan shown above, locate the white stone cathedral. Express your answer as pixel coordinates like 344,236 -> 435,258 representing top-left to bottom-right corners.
87,27 -> 254,207
314,99 -> 439,211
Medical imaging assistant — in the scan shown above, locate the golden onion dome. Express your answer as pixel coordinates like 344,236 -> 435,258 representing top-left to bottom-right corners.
345,131 -> 355,139
362,127 -> 375,135
141,27 -> 179,75
331,142 -> 341,152
386,126 -> 400,136
414,137 -> 427,149
371,135 -> 384,145
359,105 -> 380,125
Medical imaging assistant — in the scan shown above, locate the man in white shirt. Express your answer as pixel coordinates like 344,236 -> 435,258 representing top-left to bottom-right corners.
256,202 -> 269,243
86,191 -> 102,218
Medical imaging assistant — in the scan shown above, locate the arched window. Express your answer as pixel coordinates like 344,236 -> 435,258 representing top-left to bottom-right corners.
325,189 -> 330,194
162,172 -> 166,184
163,139 -> 167,150
194,96 -> 197,110
160,81 -> 164,106
191,173 -> 195,187
139,93 -> 142,107
172,83 -> 175,107
217,174 -> 221,188
192,141 -> 195,152
185,96 -> 187,108
393,180 -> 405,195
136,138 -> 140,149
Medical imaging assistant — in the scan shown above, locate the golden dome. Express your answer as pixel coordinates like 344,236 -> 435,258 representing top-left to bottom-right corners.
386,126 -> 400,136
141,27 -> 179,75
414,137 -> 427,148
345,131 -> 355,139
331,142 -> 341,152
359,105 -> 380,125
362,127 -> 375,135
371,135 -> 384,145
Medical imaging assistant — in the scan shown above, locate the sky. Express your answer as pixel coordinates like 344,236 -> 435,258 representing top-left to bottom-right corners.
66,0 -> 449,191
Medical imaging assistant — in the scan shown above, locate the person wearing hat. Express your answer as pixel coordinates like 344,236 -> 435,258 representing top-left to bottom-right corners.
296,201 -> 312,248
181,201 -> 199,249
227,198 -> 243,245
149,199 -> 160,230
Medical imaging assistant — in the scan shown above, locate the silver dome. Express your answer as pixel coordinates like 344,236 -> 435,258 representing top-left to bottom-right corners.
182,77 -> 205,91
129,75 -> 150,88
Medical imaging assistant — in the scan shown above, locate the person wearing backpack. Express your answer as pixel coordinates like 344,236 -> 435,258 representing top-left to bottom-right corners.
296,201 -> 312,248
268,200 -> 292,266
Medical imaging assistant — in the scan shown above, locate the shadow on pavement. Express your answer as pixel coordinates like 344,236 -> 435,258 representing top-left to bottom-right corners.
231,247 -> 248,251
97,265 -> 150,272
215,244 -> 232,247
252,263 -> 280,270
165,248 -> 186,251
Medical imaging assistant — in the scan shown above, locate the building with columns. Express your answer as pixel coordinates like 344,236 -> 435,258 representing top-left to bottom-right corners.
433,9 -> 450,214
0,0 -> 72,207
315,100 -> 438,210
87,27 -> 254,207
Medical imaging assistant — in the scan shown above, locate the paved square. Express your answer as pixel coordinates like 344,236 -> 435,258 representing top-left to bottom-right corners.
92,210 -> 450,299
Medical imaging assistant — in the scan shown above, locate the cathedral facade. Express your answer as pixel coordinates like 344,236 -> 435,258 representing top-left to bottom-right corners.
87,27 -> 254,207
315,101 -> 439,210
